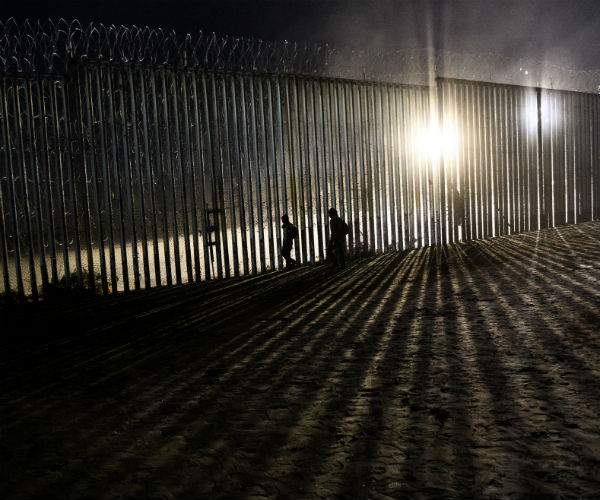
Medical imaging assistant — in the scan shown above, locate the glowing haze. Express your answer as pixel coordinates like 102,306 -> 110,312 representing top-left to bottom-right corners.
4,0 -> 599,71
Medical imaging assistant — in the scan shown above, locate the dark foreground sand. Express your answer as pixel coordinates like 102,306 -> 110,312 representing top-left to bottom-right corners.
1,221 -> 599,499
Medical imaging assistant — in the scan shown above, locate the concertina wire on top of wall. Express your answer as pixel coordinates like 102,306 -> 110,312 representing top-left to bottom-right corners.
1,19 -> 599,298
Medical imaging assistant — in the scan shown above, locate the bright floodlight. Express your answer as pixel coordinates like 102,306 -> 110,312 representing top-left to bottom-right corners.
413,121 -> 459,163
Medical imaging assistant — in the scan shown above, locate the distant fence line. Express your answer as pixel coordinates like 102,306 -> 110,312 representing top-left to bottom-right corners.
1,20 -> 599,298
436,79 -> 599,242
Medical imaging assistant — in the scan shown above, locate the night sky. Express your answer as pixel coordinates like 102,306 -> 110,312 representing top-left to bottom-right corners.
4,0 -> 600,71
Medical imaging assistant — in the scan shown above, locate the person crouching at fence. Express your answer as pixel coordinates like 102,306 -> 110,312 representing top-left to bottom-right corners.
281,214 -> 298,270
327,207 -> 349,269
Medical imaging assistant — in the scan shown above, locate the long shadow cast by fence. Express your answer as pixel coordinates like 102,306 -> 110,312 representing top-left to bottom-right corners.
1,222 -> 600,499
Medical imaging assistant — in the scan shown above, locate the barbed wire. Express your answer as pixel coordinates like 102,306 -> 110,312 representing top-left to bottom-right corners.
0,18 -> 331,74
1,18 -> 599,93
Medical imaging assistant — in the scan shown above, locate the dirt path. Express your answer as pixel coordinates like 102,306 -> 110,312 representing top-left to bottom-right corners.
1,221 -> 600,499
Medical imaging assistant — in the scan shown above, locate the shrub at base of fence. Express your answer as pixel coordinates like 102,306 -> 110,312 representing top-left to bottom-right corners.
41,270 -> 105,301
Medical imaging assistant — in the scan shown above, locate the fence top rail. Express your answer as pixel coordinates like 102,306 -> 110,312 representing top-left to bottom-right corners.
436,76 -> 600,98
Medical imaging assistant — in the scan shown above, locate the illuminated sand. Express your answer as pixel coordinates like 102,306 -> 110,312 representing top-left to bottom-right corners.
1,221 -> 599,499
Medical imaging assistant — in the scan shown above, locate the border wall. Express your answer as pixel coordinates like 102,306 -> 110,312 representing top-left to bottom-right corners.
1,20 -> 599,298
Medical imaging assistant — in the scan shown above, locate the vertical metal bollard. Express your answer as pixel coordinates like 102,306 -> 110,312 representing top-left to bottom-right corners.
200,71 -> 221,279
308,79 -> 324,262
338,83 -> 354,254
106,67 -> 130,291
26,78 -> 50,293
382,86 -> 396,249
71,68 -> 98,293
256,77 -> 275,270
366,84 -> 377,253
229,73 -> 248,276
317,79 -> 330,261
116,67 -> 139,290
181,70 -> 203,282
299,79 -> 315,264
220,73 -> 239,277
126,64 -> 151,289
389,86 -> 403,249
266,77 -> 282,270
51,79 -> 75,290
238,74 -> 257,274
162,69 -> 183,285
593,94 -> 600,221
491,85 -> 500,237
400,88 -> 412,249
375,84 -> 385,250
436,79 -> 447,246
170,70 -> 194,284
0,79 -> 12,295
525,88 -> 536,231
94,64 -> 119,291
417,88 -> 427,247
483,85 -> 493,238
213,71 -> 230,279
14,79 -> 39,298
355,83 -> 368,254
500,87 -> 510,236
189,72 -> 211,281
517,86 -> 525,233
506,85 -> 516,235
323,80 -> 336,219
150,67 -> 173,287
340,83 -> 355,256
536,86 -> 546,230
274,77 -> 288,226
0,78 -> 24,296
138,66 -> 163,287
36,77 -> 59,287
247,74 -> 266,273
567,92 -> 576,224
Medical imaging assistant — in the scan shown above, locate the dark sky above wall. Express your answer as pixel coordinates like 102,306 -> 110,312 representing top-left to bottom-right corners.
5,0 -> 600,70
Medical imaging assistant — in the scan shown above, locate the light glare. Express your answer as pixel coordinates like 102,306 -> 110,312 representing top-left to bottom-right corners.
413,122 -> 459,162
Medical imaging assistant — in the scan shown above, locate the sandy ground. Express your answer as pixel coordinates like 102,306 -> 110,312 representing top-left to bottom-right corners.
1,221 -> 600,499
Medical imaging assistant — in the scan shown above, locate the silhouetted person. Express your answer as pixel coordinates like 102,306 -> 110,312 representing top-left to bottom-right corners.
327,208 -> 349,269
281,214 -> 298,270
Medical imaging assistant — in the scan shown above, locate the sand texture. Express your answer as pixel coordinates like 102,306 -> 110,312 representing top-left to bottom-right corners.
1,221 -> 599,499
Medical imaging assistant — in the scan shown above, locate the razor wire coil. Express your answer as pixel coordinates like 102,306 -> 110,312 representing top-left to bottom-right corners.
1,18 -> 599,92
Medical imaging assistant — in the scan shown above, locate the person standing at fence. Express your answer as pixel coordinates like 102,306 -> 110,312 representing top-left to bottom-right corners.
281,214 -> 298,270
327,208 -> 349,269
